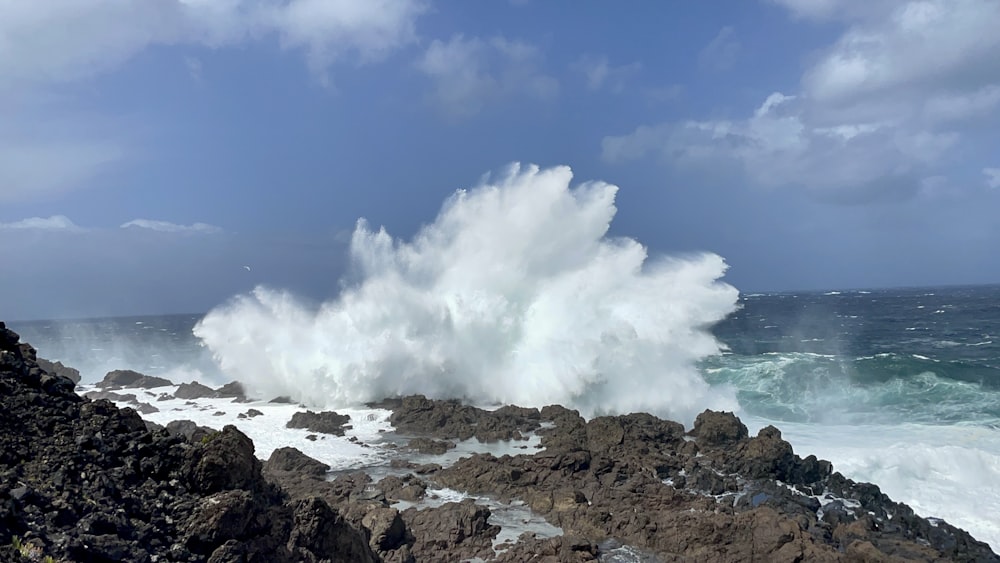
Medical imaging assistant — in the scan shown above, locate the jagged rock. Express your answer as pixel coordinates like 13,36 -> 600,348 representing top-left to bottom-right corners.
362,507 -> 408,552
403,499 -> 499,561
35,357 -> 81,383
264,447 -> 330,477
175,381 -> 219,399
377,475 -> 428,502
406,437 -> 455,454
288,497 -> 376,563
186,425 -> 263,494
388,394 -> 542,442
690,409 -> 748,446
286,410 -> 351,436
166,419 -> 217,443
216,381 -> 248,401
98,369 -> 173,389
97,368 -> 145,388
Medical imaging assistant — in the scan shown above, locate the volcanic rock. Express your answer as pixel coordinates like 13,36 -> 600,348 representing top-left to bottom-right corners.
406,437 -> 456,454
0,320 -> 380,563
402,499 -> 500,561
216,380 -> 248,402
98,368 -> 174,389
35,357 -> 81,383
175,380 -> 220,399
286,410 -> 351,436
387,394 -> 542,442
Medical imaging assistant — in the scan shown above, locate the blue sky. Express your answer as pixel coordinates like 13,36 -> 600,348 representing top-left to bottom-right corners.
2,0 -> 999,320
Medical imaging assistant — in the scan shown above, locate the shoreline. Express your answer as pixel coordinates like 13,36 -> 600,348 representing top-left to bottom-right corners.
3,321 -> 999,562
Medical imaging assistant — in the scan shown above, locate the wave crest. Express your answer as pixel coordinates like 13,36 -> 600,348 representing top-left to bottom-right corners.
194,164 -> 739,424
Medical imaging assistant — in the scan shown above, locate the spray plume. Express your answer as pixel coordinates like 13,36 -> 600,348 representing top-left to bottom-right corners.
194,164 -> 739,424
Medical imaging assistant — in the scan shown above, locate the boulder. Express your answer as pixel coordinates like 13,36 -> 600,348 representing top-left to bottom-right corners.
286,410 -> 351,436
35,358 -> 81,384
690,409 -> 748,446
175,381 -> 219,399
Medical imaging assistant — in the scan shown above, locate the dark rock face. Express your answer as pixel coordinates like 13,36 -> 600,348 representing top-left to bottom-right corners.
175,381 -> 220,400
35,357 -> 81,383
98,368 -> 174,389
423,400 -> 999,562
216,381 -> 248,402
166,419 -> 218,443
286,410 -> 351,436
406,437 -> 456,454
403,499 -> 499,561
386,394 -> 542,442
0,322 -> 376,563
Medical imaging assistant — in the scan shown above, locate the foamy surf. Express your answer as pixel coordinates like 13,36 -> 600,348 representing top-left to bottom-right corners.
194,164 -> 739,425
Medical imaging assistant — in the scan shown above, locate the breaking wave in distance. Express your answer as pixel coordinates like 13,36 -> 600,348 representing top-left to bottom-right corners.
194,164 -> 739,424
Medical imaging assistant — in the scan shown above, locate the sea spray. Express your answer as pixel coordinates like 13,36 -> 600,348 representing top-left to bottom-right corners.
194,164 -> 740,424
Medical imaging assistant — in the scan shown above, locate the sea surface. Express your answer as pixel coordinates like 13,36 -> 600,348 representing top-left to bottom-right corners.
8,284 -> 1000,551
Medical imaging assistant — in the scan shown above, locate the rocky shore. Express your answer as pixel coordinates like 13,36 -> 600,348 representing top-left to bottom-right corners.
2,321 -> 998,562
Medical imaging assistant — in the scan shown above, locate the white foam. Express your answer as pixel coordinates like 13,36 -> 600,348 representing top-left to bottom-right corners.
194,164 -> 739,426
85,384 -> 396,470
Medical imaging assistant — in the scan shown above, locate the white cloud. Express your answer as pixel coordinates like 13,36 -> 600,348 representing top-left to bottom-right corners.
0,0 -> 426,203
121,219 -> 223,234
698,26 -> 740,71
985,168 -> 1000,189
803,0 -> 1000,106
572,55 -> 641,92
416,34 -> 558,118
604,0 -> 1000,202
0,215 -> 81,231
602,92 -> 957,202
0,0 -> 426,92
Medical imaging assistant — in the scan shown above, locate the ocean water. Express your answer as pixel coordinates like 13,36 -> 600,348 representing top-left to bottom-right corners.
6,165 -> 1000,551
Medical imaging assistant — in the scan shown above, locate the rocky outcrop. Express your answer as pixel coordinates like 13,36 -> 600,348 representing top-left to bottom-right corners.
0,322 -> 376,563
216,381 -> 248,402
175,381 -> 220,400
426,405 -> 999,562
98,368 -> 174,389
3,318 -> 998,562
286,410 -> 352,436
382,394 -> 541,442
35,357 -> 81,384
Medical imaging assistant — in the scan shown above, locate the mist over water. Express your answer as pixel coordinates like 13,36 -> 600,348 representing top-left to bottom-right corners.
195,164 -> 740,424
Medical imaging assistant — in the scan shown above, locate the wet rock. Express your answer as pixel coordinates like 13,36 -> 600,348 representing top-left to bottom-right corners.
406,437 -> 455,454
97,369 -> 146,388
286,410 -> 351,436
216,381 -> 247,401
388,394 -> 542,442
175,381 -> 219,399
